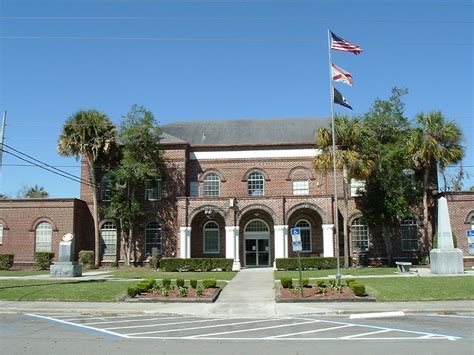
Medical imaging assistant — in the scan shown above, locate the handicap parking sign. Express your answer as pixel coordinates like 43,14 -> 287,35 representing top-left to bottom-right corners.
291,228 -> 302,252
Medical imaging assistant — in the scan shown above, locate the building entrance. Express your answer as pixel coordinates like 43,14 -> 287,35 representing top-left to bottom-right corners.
244,219 -> 270,267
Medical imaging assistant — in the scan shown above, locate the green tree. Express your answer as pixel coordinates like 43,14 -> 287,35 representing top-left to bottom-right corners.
0,194 -> 8,199
57,109 -> 117,267
103,105 -> 164,266
406,111 -> 464,245
25,185 -> 49,198
357,88 -> 419,264
314,114 -> 371,267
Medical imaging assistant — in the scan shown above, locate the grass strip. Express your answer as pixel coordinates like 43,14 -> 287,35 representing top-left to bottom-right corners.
275,268 -> 398,279
110,269 -> 237,281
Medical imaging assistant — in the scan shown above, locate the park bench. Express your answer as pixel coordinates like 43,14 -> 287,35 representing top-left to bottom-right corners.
395,261 -> 412,273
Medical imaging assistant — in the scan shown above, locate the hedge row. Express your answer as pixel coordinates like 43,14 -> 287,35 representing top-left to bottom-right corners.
275,257 -> 344,270
159,258 -> 233,272
0,254 -> 14,270
34,252 -> 55,270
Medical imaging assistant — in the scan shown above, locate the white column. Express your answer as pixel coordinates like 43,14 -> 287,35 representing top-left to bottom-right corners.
274,225 -> 289,268
225,226 -> 240,271
322,224 -> 335,257
179,227 -> 191,259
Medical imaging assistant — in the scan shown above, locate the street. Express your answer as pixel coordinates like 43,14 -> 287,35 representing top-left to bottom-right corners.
1,312 -> 472,354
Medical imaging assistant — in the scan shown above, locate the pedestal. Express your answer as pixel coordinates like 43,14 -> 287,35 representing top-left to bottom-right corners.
50,262 -> 82,277
430,249 -> 464,274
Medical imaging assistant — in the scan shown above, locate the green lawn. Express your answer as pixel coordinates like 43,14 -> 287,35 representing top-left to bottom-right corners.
362,277 -> 474,301
110,268 -> 237,281
0,280 -> 136,302
275,267 -> 397,279
0,270 -> 49,276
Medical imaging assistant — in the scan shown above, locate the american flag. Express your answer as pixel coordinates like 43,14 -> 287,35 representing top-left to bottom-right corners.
330,31 -> 363,55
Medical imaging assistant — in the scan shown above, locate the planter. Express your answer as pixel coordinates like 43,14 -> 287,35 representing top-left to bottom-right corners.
275,286 -> 375,303
125,287 -> 221,303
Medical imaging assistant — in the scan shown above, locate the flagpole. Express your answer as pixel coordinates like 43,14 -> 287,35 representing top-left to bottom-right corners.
327,29 -> 341,282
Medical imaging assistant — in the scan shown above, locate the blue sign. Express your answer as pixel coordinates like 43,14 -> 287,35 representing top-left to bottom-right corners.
466,230 -> 474,237
291,228 -> 302,252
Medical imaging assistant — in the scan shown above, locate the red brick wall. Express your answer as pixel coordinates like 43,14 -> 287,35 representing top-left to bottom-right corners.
445,192 -> 474,255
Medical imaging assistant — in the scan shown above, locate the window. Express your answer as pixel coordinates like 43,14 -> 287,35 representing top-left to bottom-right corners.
245,219 -> 269,232
100,175 -> 111,201
145,179 -> 161,201
351,218 -> 369,252
292,180 -> 309,195
145,221 -> 162,256
350,179 -> 365,197
100,221 -> 117,257
0,223 -> 4,244
401,218 -> 419,251
471,215 -> 474,230
190,180 -> 199,197
35,222 -> 52,252
296,220 -> 312,252
203,221 -> 219,253
203,173 -> 220,197
248,171 -> 264,196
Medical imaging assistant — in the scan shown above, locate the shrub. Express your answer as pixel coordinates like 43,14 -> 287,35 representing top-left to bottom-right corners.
316,279 -> 326,288
162,278 -> 171,288
202,279 -> 217,289
349,282 -> 366,297
78,250 -> 94,270
34,252 -> 54,270
292,286 -> 302,296
127,287 -> 139,298
159,258 -> 233,272
162,287 -> 171,297
345,279 -> 356,286
190,279 -> 198,289
176,278 -> 185,288
280,277 -> 293,288
0,254 -> 14,270
196,286 -> 204,296
111,261 -> 119,268
301,278 -> 309,287
275,257 -> 345,270
178,286 -> 188,297
151,283 -> 162,294
149,247 -> 160,269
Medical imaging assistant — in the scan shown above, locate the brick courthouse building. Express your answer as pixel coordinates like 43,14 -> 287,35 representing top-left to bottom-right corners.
1,118 -> 473,267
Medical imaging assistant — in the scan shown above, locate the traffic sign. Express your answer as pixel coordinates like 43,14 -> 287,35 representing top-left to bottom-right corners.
291,228 -> 302,252
468,230 -> 474,255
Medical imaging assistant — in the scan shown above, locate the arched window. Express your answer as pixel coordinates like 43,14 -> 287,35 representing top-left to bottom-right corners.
247,171 -> 264,196
100,221 -> 117,257
296,219 -> 312,252
35,222 -> 52,252
0,223 -> 3,244
100,175 -> 112,201
351,218 -> 369,252
203,173 -> 220,197
145,221 -> 162,256
203,221 -> 219,254
245,219 -> 269,232
401,218 -> 418,251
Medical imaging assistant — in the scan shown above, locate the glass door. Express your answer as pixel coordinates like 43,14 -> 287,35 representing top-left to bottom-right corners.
245,239 -> 257,266
257,239 -> 270,266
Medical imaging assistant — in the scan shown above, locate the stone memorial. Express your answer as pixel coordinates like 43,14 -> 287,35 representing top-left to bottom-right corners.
430,196 -> 464,274
50,233 -> 82,277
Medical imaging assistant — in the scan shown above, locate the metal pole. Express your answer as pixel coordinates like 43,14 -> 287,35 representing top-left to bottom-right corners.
297,251 -> 304,298
327,29 -> 341,282
0,111 -> 6,168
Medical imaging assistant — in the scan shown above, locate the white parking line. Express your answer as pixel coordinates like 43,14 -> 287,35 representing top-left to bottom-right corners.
425,314 -> 474,319
84,315 -> 194,325
105,318 -> 219,330
126,318 -> 276,336
64,314 -> 157,321
340,329 -> 391,339
188,320 -> 321,339
265,324 -> 352,339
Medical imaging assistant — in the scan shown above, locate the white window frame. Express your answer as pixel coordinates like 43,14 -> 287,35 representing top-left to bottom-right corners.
190,180 -> 200,197
350,179 -> 366,197
100,175 -> 112,201
35,222 -> 52,252
247,171 -> 265,196
0,223 -> 3,244
100,221 -> 117,257
145,221 -> 162,256
203,173 -> 220,197
295,219 -> 312,252
351,218 -> 369,252
401,218 -> 419,251
145,179 -> 161,201
203,221 -> 220,254
292,179 -> 309,195
471,215 -> 474,230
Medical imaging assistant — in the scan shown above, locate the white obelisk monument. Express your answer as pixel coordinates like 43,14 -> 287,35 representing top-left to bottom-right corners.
430,197 -> 464,274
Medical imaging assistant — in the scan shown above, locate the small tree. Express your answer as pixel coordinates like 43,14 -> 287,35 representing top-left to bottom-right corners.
103,105 -> 164,266
25,185 -> 49,198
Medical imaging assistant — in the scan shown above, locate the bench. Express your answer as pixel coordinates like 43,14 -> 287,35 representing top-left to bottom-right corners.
395,261 -> 412,273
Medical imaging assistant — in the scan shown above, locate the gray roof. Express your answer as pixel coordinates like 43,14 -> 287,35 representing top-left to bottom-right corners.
161,118 -> 330,145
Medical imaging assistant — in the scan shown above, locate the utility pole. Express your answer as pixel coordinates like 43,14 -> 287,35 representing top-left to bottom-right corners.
0,111 -> 6,168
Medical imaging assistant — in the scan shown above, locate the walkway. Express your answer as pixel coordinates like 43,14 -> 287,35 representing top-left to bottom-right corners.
211,268 -> 276,317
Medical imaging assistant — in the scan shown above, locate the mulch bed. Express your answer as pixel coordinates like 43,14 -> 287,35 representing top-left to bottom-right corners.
125,287 -> 221,303
276,286 -> 375,302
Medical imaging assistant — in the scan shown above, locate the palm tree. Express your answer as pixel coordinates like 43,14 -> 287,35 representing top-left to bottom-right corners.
314,115 -> 371,267
25,185 -> 49,198
406,111 -> 464,248
58,109 -> 116,267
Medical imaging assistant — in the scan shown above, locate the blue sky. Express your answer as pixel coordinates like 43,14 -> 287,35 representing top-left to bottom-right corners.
0,0 -> 472,197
